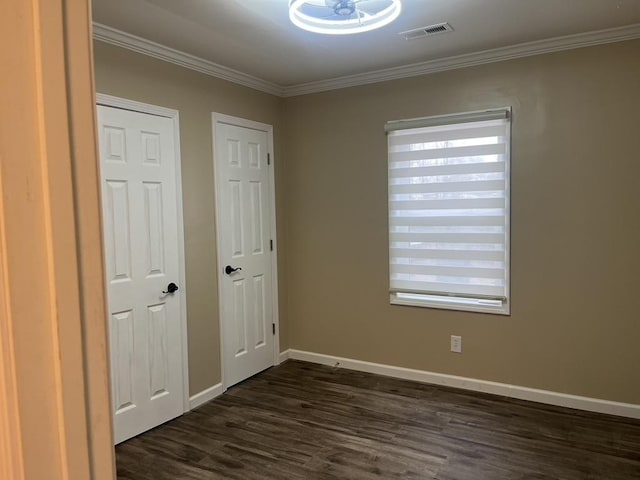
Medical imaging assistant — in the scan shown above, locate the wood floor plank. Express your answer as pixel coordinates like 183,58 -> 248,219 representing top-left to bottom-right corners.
116,360 -> 640,479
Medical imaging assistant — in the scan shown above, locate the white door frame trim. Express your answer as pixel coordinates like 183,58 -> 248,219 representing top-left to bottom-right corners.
212,113 -> 280,391
96,93 -> 190,413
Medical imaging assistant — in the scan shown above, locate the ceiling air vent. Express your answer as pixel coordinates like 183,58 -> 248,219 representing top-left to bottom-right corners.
399,22 -> 454,40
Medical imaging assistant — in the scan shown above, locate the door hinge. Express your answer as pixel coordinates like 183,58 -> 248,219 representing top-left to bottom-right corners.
267,153 -> 271,165
272,323 -> 276,335
270,239 -> 273,251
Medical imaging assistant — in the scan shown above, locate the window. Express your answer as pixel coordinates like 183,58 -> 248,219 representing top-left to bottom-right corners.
386,108 -> 511,314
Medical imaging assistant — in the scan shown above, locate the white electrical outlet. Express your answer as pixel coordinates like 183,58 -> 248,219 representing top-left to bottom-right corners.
450,335 -> 462,353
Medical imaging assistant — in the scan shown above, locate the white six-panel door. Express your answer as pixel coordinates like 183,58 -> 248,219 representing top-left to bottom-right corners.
97,104 -> 185,444
215,119 -> 275,388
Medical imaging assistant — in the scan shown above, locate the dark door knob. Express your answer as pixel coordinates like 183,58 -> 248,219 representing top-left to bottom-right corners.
162,282 -> 179,294
225,265 -> 242,275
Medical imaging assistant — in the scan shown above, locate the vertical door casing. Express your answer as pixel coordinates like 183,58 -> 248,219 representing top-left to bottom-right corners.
1,0 -> 115,477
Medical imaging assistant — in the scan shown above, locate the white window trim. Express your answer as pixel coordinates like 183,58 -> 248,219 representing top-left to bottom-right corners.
387,108 -> 511,315
390,292 -> 510,315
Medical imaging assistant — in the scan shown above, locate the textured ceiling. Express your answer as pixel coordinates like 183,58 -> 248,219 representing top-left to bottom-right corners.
92,0 -> 640,86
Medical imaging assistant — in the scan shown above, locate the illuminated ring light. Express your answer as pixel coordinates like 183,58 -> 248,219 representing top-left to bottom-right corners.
289,0 -> 402,35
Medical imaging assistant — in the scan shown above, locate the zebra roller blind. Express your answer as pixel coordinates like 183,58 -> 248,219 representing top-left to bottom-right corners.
387,108 -> 510,313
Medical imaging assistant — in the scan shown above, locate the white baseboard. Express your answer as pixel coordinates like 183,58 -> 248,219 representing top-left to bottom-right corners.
188,383 -> 224,410
279,349 -> 291,363
281,349 -> 640,420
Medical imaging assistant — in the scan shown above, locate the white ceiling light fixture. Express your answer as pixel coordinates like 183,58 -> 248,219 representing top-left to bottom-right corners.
289,0 -> 402,35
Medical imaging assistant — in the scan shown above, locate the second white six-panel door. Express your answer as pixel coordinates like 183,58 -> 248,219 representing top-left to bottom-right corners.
215,121 -> 275,388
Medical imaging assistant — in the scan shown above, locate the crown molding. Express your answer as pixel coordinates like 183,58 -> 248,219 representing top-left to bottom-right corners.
282,23 -> 640,96
92,22 -> 640,99
92,23 -> 285,97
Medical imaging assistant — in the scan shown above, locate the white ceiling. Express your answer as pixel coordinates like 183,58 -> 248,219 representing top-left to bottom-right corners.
92,0 -> 640,87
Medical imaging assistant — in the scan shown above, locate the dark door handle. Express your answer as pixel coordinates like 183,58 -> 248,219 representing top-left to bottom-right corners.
162,282 -> 179,294
225,265 -> 242,275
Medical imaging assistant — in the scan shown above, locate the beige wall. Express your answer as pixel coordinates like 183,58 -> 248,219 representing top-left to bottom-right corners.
282,40 -> 640,404
94,42 -> 288,395
95,38 -> 640,405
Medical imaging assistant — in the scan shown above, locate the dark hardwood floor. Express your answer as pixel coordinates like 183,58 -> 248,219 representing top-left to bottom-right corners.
116,360 -> 640,479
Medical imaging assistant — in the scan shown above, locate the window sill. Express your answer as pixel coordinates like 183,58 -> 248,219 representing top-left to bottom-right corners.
390,293 -> 510,315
